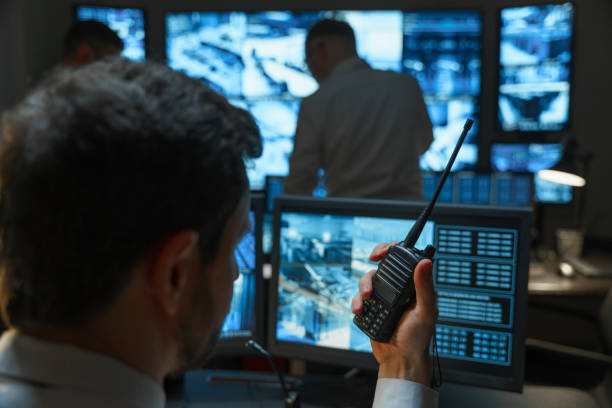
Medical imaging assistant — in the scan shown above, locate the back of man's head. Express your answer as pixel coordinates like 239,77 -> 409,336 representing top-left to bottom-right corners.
306,19 -> 356,52
0,58 -> 261,330
63,20 -> 124,65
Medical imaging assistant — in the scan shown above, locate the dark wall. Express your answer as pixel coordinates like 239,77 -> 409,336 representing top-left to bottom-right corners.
2,0 -> 611,242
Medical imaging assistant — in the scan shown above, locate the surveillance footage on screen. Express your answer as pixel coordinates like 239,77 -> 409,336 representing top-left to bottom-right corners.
276,212 -> 433,352
76,6 -> 146,61
221,211 -> 257,338
498,3 -> 573,132
166,10 -> 483,188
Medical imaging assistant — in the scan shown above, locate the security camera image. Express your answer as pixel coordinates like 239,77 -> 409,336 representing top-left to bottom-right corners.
166,11 -> 320,190
167,10 -> 481,187
498,3 -> 573,131
166,11 -> 407,190
491,143 -> 562,173
221,211 -> 257,338
76,6 -> 146,61
402,11 -> 482,171
276,212 -> 433,352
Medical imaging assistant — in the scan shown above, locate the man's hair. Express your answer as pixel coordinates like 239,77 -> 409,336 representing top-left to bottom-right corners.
306,19 -> 356,48
0,58 -> 261,330
64,20 -> 124,57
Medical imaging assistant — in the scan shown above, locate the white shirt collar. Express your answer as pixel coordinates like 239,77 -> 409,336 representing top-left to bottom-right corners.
0,329 -> 165,408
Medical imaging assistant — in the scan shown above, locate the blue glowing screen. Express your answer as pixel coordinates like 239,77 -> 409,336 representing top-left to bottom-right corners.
498,3 -> 573,131
491,143 -> 562,173
277,213 -> 433,352
221,211 -> 257,338
76,6 -> 146,61
402,11 -> 481,170
534,174 -> 572,203
276,210 -> 521,368
166,10 -> 482,188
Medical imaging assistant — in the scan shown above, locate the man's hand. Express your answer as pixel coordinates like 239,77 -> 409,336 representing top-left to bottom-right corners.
351,242 -> 438,386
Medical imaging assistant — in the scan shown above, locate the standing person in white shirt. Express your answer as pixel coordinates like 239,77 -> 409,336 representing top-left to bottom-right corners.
284,19 -> 434,200
0,58 -> 437,407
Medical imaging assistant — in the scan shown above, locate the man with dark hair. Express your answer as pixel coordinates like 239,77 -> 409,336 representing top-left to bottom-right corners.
0,58 -> 437,407
285,19 -> 433,200
62,20 -> 124,66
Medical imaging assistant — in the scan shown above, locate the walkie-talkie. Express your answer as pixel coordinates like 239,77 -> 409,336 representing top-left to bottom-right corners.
354,118 -> 473,342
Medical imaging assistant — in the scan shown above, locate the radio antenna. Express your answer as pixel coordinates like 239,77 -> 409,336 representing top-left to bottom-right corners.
403,118 -> 473,247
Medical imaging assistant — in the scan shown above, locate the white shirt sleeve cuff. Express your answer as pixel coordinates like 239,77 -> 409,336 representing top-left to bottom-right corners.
373,378 -> 438,408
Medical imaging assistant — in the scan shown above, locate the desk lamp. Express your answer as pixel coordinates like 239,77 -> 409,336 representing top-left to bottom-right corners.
538,138 -> 592,263
538,139 -> 587,187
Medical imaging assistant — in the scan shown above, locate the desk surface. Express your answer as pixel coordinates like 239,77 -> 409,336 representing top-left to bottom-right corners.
528,251 -> 612,296
166,370 -> 600,408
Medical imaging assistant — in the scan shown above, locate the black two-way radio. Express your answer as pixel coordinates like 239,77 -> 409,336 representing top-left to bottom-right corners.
354,118 -> 474,342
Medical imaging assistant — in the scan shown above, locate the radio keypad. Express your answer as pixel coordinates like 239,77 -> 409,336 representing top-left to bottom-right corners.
356,296 -> 390,336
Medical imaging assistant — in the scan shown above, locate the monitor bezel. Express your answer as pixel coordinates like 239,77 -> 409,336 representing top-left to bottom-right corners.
494,1 -> 576,137
72,3 -> 149,60
269,195 -> 531,392
212,193 -> 266,356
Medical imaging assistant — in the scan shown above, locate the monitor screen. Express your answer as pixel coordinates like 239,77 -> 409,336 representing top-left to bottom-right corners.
534,173 -> 572,203
491,143 -> 563,173
166,10 -> 482,188
456,172 -> 491,205
214,195 -> 265,355
270,196 -> 531,391
75,5 -> 146,61
492,173 -> 532,206
491,143 -> 570,204
402,11 -> 482,170
498,3 -> 574,132
422,172 -> 455,203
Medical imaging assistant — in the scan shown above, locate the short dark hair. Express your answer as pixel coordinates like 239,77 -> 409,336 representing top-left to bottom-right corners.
64,20 -> 124,57
0,58 -> 261,330
306,19 -> 356,48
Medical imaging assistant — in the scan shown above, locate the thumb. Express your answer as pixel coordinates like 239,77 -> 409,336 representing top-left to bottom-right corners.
413,259 -> 436,318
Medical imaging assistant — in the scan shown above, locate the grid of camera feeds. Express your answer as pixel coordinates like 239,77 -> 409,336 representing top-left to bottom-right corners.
220,211 -> 257,339
276,212 -> 433,352
498,3 -> 574,132
165,10 -> 482,189
76,6 -> 146,61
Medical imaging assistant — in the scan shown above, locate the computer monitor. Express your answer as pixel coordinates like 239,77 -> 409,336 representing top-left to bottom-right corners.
165,10 -> 403,190
422,171 -> 455,203
269,196 -> 531,392
214,194 -> 265,355
402,11 -> 482,171
165,9 -> 482,188
497,3 -> 574,132
492,173 -> 533,206
534,173 -> 572,203
456,172 -> 491,205
491,143 -> 563,173
74,5 -> 146,61
491,143 -> 571,203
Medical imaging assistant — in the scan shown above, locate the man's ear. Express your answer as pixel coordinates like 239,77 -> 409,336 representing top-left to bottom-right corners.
149,230 -> 200,317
